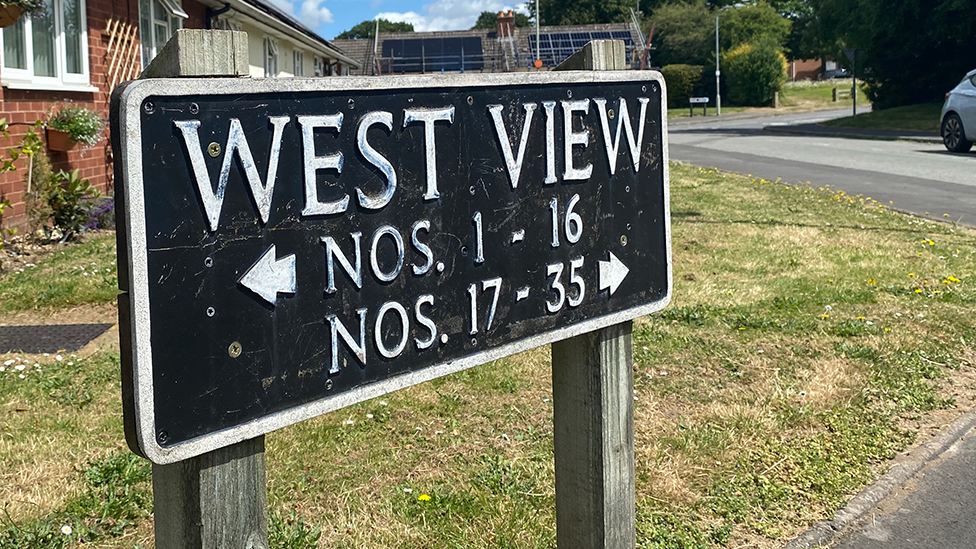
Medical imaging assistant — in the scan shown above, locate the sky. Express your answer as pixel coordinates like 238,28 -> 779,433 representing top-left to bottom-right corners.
265,0 -> 530,40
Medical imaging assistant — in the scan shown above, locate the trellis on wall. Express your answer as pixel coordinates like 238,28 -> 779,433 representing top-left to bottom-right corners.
104,18 -> 142,91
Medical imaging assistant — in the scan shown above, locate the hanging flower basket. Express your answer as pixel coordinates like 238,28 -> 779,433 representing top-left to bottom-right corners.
0,4 -> 24,28
46,127 -> 77,152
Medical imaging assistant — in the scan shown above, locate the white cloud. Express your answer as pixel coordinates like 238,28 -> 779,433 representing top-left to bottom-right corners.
265,0 -> 334,27
376,10 -> 428,30
378,0 -> 528,32
300,0 -> 335,26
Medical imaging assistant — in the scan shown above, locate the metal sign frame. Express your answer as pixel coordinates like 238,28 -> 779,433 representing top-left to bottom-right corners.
115,71 -> 671,464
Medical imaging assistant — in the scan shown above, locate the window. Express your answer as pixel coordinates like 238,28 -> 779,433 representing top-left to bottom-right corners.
264,37 -> 278,77
314,57 -> 324,76
0,0 -> 92,90
139,0 -> 186,67
293,50 -> 304,77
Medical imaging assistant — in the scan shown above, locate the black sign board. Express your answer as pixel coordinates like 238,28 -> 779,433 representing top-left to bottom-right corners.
113,72 -> 671,463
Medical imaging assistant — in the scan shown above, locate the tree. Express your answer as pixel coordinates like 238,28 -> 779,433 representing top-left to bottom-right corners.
525,0 -> 632,26
718,3 -> 791,54
335,19 -> 414,40
648,1 -> 713,67
471,10 -> 531,30
801,0 -> 976,109
766,0 -> 814,59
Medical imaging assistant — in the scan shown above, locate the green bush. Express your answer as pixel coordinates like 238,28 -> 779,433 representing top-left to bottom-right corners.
722,40 -> 786,107
47,169 -> 99,241
661,64 -> 705,109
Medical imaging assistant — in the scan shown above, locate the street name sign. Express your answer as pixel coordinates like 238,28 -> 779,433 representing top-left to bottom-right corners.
113,72 -> 672,464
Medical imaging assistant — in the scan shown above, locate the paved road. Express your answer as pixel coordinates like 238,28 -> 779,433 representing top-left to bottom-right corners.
833,427 -> 976,549
669,108 -> 976,226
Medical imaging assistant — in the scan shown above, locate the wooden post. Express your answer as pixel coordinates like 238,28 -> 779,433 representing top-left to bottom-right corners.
138,29 -> 265,549
153,437 -> 268,549
552,40 -> 636,549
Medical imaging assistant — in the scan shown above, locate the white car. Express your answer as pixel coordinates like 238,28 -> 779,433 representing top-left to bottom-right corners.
941,68 -> 976,152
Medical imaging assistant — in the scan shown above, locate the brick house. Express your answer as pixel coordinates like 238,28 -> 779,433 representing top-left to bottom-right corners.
0,0 -> 358,229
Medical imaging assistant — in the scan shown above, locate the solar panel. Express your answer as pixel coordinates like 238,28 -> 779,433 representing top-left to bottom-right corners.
382,37 -> 484,73
529,30 -> 638,68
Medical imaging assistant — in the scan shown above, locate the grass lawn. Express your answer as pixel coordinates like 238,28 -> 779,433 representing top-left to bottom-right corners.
822,103 -> 943,133
3,166 -> 976,548
0,233 -> 119,312
779,79 -> 870,109
668,80 -> 870,120
668,106 -> 749,119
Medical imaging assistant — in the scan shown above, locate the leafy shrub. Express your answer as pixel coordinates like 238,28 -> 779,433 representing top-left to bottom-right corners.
722,40 -> 787,107
46,104 -> 105,147
47,169 -> 99,241
661,64 -> 704,108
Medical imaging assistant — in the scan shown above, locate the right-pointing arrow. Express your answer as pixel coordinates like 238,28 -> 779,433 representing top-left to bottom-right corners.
599,251 -> 629,297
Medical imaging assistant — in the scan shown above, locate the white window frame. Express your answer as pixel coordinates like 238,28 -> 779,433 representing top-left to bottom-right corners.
293,49 -> 304,77
139,0 -> 186,68
313,57 -> 324,77
0,0 -> 94,91
264,37 -> 279,78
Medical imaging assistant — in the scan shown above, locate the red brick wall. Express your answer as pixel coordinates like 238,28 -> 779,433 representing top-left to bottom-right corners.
790,58 -> 824,81
0,0 -> 206,230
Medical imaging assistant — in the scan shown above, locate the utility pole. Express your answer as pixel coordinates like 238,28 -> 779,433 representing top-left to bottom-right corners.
715,12 -> 721,116
536,0 -> 541,66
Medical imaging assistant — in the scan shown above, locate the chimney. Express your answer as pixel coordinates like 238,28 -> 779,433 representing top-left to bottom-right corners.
497,10 -> 514,38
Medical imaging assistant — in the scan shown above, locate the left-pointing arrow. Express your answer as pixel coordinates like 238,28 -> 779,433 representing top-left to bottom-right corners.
239,245 -> 297,306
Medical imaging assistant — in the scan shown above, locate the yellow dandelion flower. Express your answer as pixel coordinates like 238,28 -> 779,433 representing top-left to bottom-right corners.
884,327 -> 891,332
867,279 -> 876,285
908,273 -> 916,277
915,288 -> 923,294
821,313 -> 830,319
856,316 -> 865,320
418,494 -> 431,502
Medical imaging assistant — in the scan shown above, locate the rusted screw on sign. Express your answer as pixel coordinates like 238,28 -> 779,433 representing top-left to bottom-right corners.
208,142 -> 221,157
228,341 -> 242,358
